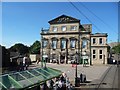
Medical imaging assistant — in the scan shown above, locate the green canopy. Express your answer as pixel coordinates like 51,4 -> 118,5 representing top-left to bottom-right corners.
0,67 -> 62,90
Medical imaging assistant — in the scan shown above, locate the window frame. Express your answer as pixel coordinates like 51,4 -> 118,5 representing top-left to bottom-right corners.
99,38 -> 103,44
61,39 -> 66,49
61,26 -> 67,31
99,55 -> 102,59
43,39 -> 48,48
52,26 -> 58,32
93,50 -> 96,54
93,38 -> 96,44
52,39 -> 57,49
93,55 -> 96,59
82,39 -> 87,48
70,26 -> 77,31
70,39 -> 76,48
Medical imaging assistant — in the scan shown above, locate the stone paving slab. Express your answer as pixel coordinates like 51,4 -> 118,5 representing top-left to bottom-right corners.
28,63 -> 110,86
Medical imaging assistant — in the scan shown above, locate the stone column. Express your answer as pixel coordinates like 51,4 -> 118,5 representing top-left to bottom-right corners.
68,39 -> 70,49
59,54 -> 60,64
65,54 -> 67,64
57,38 -> 60,49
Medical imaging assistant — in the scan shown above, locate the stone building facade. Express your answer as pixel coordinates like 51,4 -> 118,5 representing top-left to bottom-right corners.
41,15 -> 108,65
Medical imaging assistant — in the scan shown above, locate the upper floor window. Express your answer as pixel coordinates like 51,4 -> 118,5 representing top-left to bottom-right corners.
93,50 -> 96,54
99,50 -> 102,54
99,38 -> 103,44
61,26 -> 66,31
52,40 -> 57,49
53,26 -> 58,32
43,40 -> 48,48
93,38 -> 96,44
70,26 -> 77,30
61,39 -> 66,49
70,39 -> 76,48
82,39 -> 87,48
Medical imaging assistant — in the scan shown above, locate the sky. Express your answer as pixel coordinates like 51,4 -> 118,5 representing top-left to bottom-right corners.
1,2 -> 118,48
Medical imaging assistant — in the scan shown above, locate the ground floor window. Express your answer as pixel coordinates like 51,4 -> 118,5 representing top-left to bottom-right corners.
99,55 -> 102,59
93,55 -> 96,59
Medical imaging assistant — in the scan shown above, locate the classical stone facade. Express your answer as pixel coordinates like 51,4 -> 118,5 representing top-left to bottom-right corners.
41,15 -> 108,65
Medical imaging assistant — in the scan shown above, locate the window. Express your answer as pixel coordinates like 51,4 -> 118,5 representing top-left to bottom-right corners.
93,49 -> 96,59
43,40 -> 48,48
93,50 -> 96,54
52,40 -> 57,49
61,39 -> 66,49
61,26 -> 66,31
99,38 -> 102,44
53,26 -> 57,32
71,26 -> 77,30
99,55 -> 102,59
93,38 -> 96,44
99,50 -> 102,59
99,50 -> 102,54
70,39 -> 76,48
82,39 -> 87,48
93,55 -> 96,59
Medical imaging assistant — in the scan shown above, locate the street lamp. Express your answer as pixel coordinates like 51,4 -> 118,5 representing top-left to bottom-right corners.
41,28 -> 43,67
75,51 -> 78,87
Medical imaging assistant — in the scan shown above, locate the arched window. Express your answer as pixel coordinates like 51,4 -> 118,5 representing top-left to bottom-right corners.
52,39 -> 57,49
43,39 -> 48,48
70,39 -> 76,48
61,39 -> 66,49
82,39 -> 87,48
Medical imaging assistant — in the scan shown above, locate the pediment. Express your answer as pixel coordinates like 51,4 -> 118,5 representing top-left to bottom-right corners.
48,15 -> 80,24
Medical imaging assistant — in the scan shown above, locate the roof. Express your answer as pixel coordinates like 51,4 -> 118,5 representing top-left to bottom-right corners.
91,33 -> 108,37
0,67 -> 62,90
48,14 -> 80,24
10,52 -> 20,58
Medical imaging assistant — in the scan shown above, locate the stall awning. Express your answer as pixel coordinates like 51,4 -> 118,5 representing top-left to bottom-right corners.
0,67 -> 62,90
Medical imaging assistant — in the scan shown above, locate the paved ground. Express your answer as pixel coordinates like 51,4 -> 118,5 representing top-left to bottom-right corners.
81,65 -> 119,89
29,63 -> 109,85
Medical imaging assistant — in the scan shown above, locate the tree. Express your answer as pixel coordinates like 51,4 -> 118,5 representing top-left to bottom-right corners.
29,40 -> 41,54
9,43 -> 29,55
112,43 -> 120,54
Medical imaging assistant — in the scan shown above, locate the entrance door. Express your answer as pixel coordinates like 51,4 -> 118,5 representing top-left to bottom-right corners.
60,55 -> 65,63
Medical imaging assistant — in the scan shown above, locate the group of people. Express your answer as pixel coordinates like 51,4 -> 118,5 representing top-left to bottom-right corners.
16,55 -> 30,71
40,73 -> 73,90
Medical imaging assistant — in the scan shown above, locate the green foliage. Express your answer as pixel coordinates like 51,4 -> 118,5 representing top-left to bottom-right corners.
112,44 -> 120,54
9,43 -> 29,55
29,40 -> 41,54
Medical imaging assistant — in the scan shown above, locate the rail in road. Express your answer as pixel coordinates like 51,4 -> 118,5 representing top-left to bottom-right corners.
87,65 -> 118,89
87,65 -> 120,90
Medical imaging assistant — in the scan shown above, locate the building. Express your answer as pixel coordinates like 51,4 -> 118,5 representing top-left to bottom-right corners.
29,54 -> 40,62
40,15 -> 108,65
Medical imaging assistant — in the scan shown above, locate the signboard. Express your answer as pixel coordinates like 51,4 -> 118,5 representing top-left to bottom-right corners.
43,55 -> 48,58
82,56 -> 88,59
72,64 -> 77,67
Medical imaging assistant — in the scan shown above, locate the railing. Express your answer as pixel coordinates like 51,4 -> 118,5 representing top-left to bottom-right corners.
41,29 -> 49,34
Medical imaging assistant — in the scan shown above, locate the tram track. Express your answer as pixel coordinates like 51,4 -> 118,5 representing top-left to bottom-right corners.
95,65 -> 118,90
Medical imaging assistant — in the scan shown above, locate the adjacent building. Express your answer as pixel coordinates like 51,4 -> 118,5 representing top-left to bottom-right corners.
40,15 -> 108,65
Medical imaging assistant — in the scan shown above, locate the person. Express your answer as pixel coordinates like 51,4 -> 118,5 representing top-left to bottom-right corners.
66,77 -> 70,88
83,74 -> 86,83
50,79 -> 54,89
80,73 -> 83,83
17,58 -> 20,71
58,79 -> 63,89
113,59 -> 116,65
53,78 -> 59,90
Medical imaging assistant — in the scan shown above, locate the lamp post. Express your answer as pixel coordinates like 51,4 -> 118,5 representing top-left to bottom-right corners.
75,51 -> 78,87
41,28 -> 43,67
